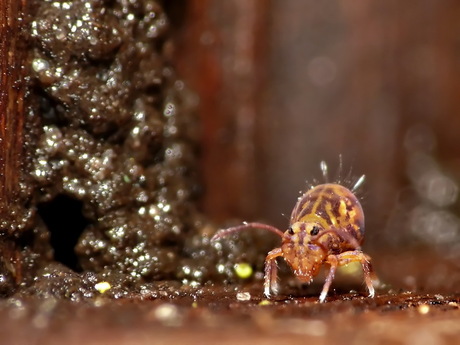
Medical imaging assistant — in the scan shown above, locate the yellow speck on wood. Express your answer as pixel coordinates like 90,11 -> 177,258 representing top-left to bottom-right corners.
94,281 -> 112,293
234,263 -> 253,279
258,300 -> 272,306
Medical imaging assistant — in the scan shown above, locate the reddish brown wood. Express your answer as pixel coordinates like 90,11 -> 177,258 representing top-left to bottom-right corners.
175,0 -> 270,222
0,0 -> 27,232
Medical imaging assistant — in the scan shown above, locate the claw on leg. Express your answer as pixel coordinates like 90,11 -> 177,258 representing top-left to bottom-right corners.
263,248 -> 283,298
360,254 -> 377,298
263,259 -> 278,298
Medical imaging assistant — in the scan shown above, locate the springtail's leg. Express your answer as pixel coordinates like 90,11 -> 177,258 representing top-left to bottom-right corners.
320,255 -> 338,303
263,247 -> 283,298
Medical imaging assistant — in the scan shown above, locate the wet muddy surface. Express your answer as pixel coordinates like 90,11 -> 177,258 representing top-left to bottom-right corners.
2,286 -> 460,345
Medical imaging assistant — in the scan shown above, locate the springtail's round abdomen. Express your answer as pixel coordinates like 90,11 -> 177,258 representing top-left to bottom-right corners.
290,183 -> 365,246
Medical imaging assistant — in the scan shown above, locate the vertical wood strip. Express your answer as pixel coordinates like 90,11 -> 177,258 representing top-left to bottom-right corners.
175,0 -> 270,222
0,0 -> 27,232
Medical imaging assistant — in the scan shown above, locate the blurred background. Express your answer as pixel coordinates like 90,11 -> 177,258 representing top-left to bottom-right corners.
171,0 -> 460,292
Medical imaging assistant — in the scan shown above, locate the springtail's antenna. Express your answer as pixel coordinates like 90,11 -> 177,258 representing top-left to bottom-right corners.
280,213 -> 290,221
352,174 -> 366,192
211,222 -> 285,241
320,160 -> 329,183
337,154 -> 343,182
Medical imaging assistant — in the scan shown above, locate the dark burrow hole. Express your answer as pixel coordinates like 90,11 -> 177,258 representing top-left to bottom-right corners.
37,194 -> 90,272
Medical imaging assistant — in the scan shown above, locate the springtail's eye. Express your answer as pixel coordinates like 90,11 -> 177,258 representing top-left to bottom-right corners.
310,226 -> 320,236
288,227 -> 294,235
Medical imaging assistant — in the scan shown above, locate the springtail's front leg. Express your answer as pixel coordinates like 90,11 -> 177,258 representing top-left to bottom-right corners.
320,255 -> 338,303
321,250 -> 378,303
263,247 -> 283,298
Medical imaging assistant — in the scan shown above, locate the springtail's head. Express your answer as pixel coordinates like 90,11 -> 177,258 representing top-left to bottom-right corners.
283,221 -> 324,245
280,222 -> 327,282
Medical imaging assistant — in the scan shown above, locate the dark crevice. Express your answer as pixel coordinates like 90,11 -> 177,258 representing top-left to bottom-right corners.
37,194 -> 90,272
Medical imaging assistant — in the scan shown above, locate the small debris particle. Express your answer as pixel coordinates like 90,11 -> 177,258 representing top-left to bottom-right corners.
32,314 -> 49,329
234,263 -> 253,279
153,303 -> 181,327
93,298 -> 106,307
236,292 -> 251,301
32,298 -> 58,329
192,301 -> 198,308
417,304 -> 430,315
94,282 -> 112,293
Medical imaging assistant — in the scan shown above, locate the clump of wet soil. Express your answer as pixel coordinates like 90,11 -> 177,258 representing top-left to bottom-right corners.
0,0 -> 275,299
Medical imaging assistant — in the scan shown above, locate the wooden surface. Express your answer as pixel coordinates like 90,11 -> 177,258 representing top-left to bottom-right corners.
174,0 -> 270,222
0,0 -> 28,232
1,289 -> 460,345
174,1 -> 460,255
